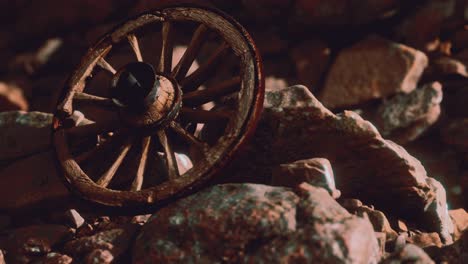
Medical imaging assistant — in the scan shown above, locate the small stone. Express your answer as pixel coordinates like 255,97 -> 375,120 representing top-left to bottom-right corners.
131,214 -> 151,225
64,224 -> 138,261
0,250 -> 4,264
0,82 -> 28,112
84,249 -> 113,264
356,206 -> 398,240
65,209 -> 85,229
272,158 -> 339,198
265,76 -> 288,92
320,35 -> 428,109
398,220 -> 409,233
340,199 -> 364,211
370,82 -> 443,144
407,232 -> 443,248
449,209 -> 468,241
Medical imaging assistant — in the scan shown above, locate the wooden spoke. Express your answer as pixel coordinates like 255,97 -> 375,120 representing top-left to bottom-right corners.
97,57 -> 116,74
127,34 -> 143,62
180,42 -> 230,92
183,76 -> 241,106
158,21 -> 174,73
157,129 -> 179,179
180,107 -> 232,123
67,119 -> 120,138
170,121 -> 206,149
96,139 -> 133,187
74,92 -> 118,108
172,24 -> 209,81
131,137 -> 151,191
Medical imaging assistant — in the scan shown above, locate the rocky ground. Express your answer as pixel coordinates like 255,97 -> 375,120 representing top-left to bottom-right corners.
0,0 -> 467,263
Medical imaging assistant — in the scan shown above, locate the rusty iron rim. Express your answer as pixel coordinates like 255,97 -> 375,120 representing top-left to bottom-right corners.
52,6 -> 264,209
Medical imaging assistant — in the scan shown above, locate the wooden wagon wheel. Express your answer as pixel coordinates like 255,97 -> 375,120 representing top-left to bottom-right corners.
52,6 -> 264,209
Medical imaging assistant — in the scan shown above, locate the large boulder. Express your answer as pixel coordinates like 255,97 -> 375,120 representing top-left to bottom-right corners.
133,183 -> 380,263
319,36 -> 428,109
224,85 -> 450,237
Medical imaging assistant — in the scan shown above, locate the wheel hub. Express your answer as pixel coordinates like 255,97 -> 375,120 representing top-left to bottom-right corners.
111,62 -> 182,130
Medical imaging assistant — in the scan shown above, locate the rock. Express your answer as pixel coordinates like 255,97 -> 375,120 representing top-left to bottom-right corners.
425,231 -> 468,263
441,118 -> 468,150
355,206 -> 398,240
407,232 -> 443,248
227,85 -> 439,230
369,82 -> 443,144
0,250 -> 4,264
422,178 -> 454,244
320,36 -> 428,109
84,249 -> 113,264
0,225 -> 72,263
382,244 -> 435,264
396,0 -> 456,51
0,82 -> 28,112
425,57 -> 468,78
63,224 -> 138,262
133,183 -> 380,263
0,151 -> 71,212
0,111 -> 52,160
65,209 -> 85,229
449,209 -> 468,240
290,39 -> 331,90
271,158 -> 340,198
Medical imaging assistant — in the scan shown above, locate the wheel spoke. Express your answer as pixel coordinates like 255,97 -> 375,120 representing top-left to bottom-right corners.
183,76 -> 241,106
96,138 -> 133,187
97,57 -> 116,74
170,121 -> 207,149
172,24 -> 209,81
180,107 -> 232,123
158,21 -> 174,73
127,34 -> 143,62
180,42 -> 230,93
131,137 -> 151,191
67,119 -> 120,138
74,92 -> 118,108
157,129 -> 179,179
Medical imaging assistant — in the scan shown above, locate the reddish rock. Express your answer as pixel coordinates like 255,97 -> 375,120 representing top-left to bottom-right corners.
320,36 -> 428,109
370,82 -> 443,144
290,39 -> 330,90
425,56 -> 468,78
0,111 -> 52,160
0,225 -> 73,263
63,224 -> 138,262
397,0 -> 456,51
133,183 -> 380,263
355,206 -> 398,240
0,151 -> 71,212
265,76 -> 288,92
65,209 -> 85,229
407,232 -> 443,248
425,231 -> 468,263
271,158 -> 340,198
0,82 -> 28,112
226,85 -> 446,235
441,118 -> 468,150
450,209 -> 468,240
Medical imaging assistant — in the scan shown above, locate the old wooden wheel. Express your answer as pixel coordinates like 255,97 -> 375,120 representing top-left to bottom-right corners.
52,6 -> 264,209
